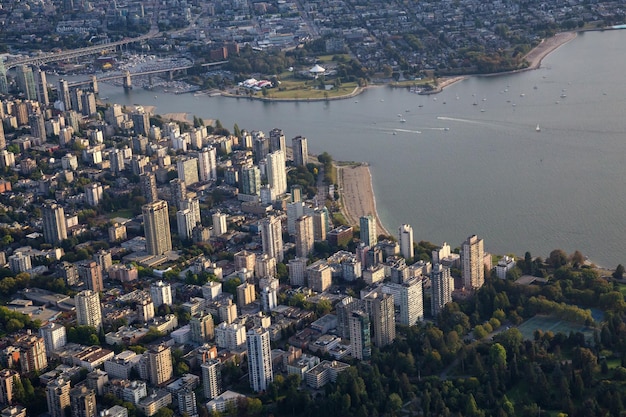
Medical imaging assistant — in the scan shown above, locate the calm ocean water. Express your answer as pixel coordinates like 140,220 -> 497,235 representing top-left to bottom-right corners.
90,30 -> 626,267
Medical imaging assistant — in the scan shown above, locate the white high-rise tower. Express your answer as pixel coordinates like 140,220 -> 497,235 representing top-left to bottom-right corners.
246,328 -> 273,392
75,290 -> 102,329
266,150 -> 287,197
398,224 -> 414,260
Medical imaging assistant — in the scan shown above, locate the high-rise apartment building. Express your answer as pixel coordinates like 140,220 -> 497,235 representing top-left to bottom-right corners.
462,234 -> 485,290
85,182 -> 103,207
75,290 -> 102,329
198,147 -> 217,181
147,344 -> 173,386
260,280 -> 278,312
215,321 -> 245,350
35,68 -> 49,106
0,122 -> 5,151
42,202 -> 67,244
59,79 -> 72,111
39,322 -> 67,355
201,359 -> 222,400
0,369 -> 19,405
212,212 -> 228,237
131,111 -> 150,136
81,92 -> 97,117
0,60 -> 8,95
431,263 -> 453,317
236,282 -> 256,309
269,128 -> 285,153
177,209 -> 196,240
189,313 -> 214,343
140,172 -> 158,203
137,298 -> 155,323
398,224 -> 414,260
384,278 -> 423,326
29,113 -> 46,140
288,257 -> 307,287
287,201 -> 305,235
70,386 -> 97,417
266,150 -> 287,197
234,250 -> 256,273
349,311 -> 371,360
291,136 -> 308,167
78,261 -> 103,293
255,254 -> 276,279
241,166 -> 261,196
364,292 -> 396,348
312,207 -> 328,242
46,377 -> 71,417
110,149 -> 125,175
260,215 -> 283,262
360,215 -> 377,247
246,328 -> 273,392
150,281 -> 173,308
253,135 -> 269,163
71,88 -> 83,113
142,200 -> 172,256
15,334 -> 47,374
16,66 -> 37,100
169,178 -> 187,208
335,297 -> 360,339
306,261 -> 332,293
295,215 -> 314,258
177,157 -> 199,186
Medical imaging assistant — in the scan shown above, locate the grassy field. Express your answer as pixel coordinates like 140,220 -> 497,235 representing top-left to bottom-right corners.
517,315 -> 595,341
389,78 -> 435,88
315,54 -> 351,63
266,80 -> 359,100
106,208 -> 135,219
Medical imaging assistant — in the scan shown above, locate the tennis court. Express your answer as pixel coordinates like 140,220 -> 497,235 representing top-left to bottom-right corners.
517,315 -> 595,341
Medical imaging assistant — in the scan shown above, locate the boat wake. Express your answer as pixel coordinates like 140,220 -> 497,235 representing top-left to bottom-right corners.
393,128 -> 422,134
437,116 -> 491,125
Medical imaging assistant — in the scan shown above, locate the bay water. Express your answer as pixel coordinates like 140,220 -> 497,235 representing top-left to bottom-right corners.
91,30 -> 626,267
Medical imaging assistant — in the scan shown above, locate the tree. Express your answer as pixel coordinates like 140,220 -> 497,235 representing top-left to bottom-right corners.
316,299 -> 332,316
154,408 -> 174,417
570,250 -> 585,267
233,123 -> 242,138
524,251 -> 533,274
548,249 -> 568,268
13,376 -> 26,403
386,393 -> 402,416
613,264 -> 624,279
465,394 -> 483,417
223,278 -> 241,299
489,343 -> 507,370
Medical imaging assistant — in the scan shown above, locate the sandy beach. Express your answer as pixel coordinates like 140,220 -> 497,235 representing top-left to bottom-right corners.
523,31 -> 577,69
337,164 -> 390,237
161,112 -> 192,123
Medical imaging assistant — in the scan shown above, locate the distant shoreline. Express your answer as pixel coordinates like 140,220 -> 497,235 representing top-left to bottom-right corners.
213,32 -> 577,104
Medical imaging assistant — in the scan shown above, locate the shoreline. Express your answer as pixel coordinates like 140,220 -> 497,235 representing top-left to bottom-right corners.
522,31 -> 577,70
336,163 -> 390,238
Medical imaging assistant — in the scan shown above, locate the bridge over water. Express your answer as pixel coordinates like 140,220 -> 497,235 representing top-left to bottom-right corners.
67,61 -> 229,91
5,30 -> 159,70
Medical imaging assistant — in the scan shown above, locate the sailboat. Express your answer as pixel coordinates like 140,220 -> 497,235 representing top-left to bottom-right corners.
536,124 -> 541,132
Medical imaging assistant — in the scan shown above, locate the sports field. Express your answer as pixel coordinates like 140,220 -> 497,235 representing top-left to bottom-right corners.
517,315 -> 595,340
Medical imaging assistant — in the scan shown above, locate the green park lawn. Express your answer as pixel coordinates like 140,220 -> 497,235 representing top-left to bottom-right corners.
105,208 -> 135,219
264,79 -> 359,100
